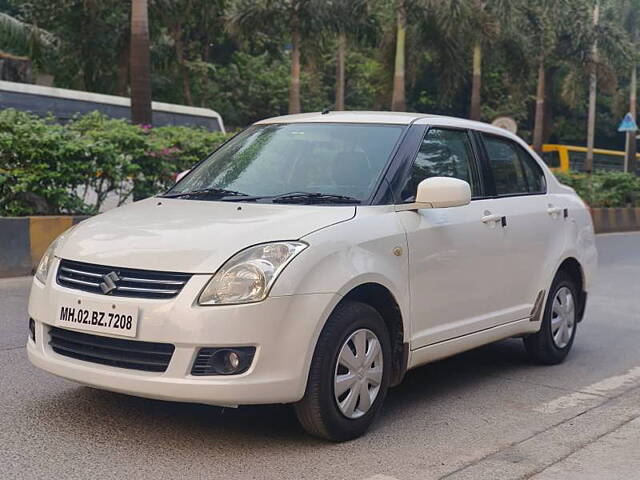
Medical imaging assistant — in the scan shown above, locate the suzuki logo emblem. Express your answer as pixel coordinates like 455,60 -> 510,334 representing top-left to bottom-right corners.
99,271 -> 121,294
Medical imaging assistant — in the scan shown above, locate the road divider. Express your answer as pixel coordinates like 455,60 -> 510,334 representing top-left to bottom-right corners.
0,215 -> 89,278
592,207 -> 640,234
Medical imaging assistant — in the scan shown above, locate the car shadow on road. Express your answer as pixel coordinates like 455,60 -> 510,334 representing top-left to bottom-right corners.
24,337 -> 542,447
385,338 -> 532,405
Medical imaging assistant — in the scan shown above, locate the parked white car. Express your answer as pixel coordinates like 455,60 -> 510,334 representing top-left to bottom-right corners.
27,112 -> 597,441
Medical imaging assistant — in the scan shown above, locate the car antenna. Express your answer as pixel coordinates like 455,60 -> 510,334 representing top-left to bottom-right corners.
321,106 -> 332,115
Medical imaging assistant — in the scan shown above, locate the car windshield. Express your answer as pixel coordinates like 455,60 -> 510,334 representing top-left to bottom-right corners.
165,123 -> 405,204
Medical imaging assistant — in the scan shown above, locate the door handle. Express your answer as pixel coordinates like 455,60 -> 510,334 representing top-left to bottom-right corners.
481,214 -> 502,224
547,206 -> 562,216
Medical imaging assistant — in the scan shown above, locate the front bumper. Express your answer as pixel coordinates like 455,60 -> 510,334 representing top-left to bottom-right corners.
27,262 -> 339,406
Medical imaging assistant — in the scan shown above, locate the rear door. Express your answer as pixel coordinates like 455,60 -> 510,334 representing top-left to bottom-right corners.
478,133 -> 566,319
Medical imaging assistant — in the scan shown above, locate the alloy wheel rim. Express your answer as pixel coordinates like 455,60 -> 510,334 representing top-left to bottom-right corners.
551,286 -> 576,349
333,328 -> 384,419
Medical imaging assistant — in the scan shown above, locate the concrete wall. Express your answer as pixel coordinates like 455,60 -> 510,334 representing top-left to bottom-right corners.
0,216 -> 89,278
0,209 -> 638,277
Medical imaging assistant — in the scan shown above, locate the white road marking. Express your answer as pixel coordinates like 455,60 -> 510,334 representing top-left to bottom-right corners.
363,475 -> 401,480
535,366 -> 640,414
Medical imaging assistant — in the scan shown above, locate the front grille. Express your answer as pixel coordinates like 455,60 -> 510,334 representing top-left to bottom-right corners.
49,327 -> 174,372
56,259 -> 191,299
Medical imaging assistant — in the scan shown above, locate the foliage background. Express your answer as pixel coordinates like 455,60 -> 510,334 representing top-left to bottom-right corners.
0,109 -> 227,215
1,0 -> 637,150
1,0 -> 639,215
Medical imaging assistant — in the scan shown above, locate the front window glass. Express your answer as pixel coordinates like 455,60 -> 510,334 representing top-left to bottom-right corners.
167,123 -> 405,203
401,128 -> 481,201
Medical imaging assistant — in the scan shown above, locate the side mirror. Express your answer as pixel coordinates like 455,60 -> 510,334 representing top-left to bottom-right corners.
397,177 -> 471,211
176,169 -> 190,182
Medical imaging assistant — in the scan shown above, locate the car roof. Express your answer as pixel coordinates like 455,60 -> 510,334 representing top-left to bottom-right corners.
255,111 -> 433,125
254,111 -> 515,136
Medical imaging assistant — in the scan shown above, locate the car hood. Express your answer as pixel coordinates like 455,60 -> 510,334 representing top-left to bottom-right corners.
56,198 -> 355,273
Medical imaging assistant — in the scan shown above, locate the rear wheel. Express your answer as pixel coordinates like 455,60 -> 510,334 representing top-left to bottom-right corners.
524,271 -> 578,364
294,301 -> 391,441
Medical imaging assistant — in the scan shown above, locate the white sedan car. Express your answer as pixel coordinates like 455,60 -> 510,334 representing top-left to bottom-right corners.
27,112 -> 597,441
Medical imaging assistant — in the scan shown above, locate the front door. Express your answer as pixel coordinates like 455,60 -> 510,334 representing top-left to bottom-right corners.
396,127 -> 512,350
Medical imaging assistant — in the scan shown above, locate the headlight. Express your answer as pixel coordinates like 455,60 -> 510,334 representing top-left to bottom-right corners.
198,241 -> 307,305
34,235 -> 63,284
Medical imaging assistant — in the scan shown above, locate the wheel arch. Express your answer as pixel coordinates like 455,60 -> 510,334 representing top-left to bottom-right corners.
555,257 -> 587,322
338,282 -> 408,387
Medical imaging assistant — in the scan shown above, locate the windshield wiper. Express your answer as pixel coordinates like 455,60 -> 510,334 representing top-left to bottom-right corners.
270,192 -> 361,205
161,187 -> 249,200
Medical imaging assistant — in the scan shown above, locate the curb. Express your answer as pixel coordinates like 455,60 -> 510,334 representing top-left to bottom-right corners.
0,215 -> 89,278
592,208 -> 640,234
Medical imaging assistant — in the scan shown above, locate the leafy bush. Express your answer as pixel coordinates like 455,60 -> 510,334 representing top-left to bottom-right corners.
555,171 -> 640,207
0,109 -> 228,216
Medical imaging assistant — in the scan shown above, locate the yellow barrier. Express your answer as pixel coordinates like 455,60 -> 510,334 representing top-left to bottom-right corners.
542,144 -> 640,173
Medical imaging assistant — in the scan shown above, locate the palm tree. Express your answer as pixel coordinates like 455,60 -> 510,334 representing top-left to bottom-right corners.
154,0 -> 196,106
518,0 -> 574,153
585,0 -> 599,173
390,0 -> 407,111
435,0 -> 516,121
519,0 -> 629,154
323,0 -> 375,110
130,0 -> 152,124
228,0 -> 320,114
390,0 -> 463,113
619,0 -> 640,173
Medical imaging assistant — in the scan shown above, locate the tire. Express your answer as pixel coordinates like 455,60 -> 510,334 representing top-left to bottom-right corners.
524,271 -> 579,365
294,301 -> 392,442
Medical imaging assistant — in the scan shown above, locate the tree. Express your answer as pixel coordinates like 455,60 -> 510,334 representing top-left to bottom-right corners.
390,0 -> 406,111
435,0 -> 516,121
153,0 -> 194,105
519,0 -> 629,154
517,0 -> 585,153
11,0 -> 129,93
228,0 -> 321,114
130,0 -> 152,124
323,0 -> 376,110
585,1 -> 599,173
619,0 -> 640,173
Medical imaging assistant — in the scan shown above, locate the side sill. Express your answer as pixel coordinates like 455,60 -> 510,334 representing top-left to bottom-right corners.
407,318 -> 536,371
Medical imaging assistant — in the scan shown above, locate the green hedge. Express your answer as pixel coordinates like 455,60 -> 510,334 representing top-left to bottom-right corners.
554,171 -> 640,207
0,109 -> 228,216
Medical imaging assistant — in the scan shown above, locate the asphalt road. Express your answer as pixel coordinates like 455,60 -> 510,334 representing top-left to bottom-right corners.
1,232 -> 640,480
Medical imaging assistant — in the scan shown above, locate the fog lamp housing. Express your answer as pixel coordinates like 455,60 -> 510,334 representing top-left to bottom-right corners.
191,347 -> 256,376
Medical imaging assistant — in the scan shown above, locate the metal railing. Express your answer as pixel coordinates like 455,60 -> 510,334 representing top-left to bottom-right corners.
541,144 -> 640,173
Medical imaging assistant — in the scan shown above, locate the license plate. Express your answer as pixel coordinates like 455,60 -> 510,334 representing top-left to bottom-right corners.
55,299 -> 139,338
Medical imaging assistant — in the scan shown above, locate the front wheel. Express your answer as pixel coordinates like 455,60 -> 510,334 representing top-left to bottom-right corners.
294,301 -> 391,441
524,271 -> 578,365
